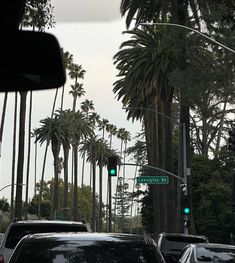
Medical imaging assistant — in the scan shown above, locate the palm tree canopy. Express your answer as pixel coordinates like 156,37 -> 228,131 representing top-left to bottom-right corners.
34,116 -> 66,147
113,26 -> 177,120
69,63 -> 86,80
70,110 -> 94,146
81,99 -> 95,113
69,83 -> 85,98
120,0 -> 173,29
80,136 -> 119,166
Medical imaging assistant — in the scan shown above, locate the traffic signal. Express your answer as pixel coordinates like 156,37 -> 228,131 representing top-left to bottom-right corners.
229,127 -> 235,152
183,195 -> 190,215
107,156 -> 118,176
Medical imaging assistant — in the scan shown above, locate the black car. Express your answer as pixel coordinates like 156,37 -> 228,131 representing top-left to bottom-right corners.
178,243 -> 235,262
9,232 -> 166,263
157,232 -> 209,263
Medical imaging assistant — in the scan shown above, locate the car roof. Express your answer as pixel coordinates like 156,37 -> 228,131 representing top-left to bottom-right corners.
193,243 -> 235,249
24,232 -> 154,244
11,220 -> 86,225
159,232 -> 207,239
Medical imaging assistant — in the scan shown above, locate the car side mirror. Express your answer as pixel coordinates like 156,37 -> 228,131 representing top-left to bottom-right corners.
0,30 -> 66,91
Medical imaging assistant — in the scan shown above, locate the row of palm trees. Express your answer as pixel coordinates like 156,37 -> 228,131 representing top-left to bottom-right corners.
32,50 -> 133,231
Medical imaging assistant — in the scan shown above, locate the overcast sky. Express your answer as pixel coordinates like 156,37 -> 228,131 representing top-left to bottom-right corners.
52,0 -> 122,22
0,1 -> 143,203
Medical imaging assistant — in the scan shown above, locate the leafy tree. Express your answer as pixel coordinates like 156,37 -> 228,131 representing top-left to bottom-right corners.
191,154 -> 235,243
28,180 -> 93,222
0,197 -> 10,213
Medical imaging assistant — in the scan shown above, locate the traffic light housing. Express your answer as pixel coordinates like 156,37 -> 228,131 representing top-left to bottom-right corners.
183,195 -> 190,215
107,156 -> 118,176
229,127 -> 235,152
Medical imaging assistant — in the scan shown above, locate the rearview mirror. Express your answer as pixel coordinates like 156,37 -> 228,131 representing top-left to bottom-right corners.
0,30 -> 66,91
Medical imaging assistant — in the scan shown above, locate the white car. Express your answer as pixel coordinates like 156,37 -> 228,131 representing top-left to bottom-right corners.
0,219 -> 91,263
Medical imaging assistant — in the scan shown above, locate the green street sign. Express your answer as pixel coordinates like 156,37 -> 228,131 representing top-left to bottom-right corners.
137,176 -> 169,184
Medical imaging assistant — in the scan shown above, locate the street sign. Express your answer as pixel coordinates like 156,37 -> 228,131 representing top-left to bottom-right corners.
137,176 -> 169,184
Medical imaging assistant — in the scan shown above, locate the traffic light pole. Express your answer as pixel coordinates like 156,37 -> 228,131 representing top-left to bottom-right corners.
182,123 -> 189,234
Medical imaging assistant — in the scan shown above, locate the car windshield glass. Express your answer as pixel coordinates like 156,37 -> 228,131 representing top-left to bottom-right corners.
164,237 -> 206,252
14,240 -> 160,263
196,247 -> 235,262
5,224 -> 87,249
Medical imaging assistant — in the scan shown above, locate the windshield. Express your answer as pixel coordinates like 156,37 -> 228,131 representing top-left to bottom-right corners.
14,240 -> 160,263
163,236 -> 207,253
5,224 -> 87,248
0,0 -> 235,255
196,247 -> 235,262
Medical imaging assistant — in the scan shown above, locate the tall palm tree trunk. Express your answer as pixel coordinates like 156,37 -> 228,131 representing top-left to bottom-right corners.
73,145 -> 79,221
92,161 -> 96,231
158,100 -> 167,232
25,91 -> 32,219
51,144 -> 60,218
98,162 -> 103,232
63,144 -> 70,219
38,88 -> 58,218
10,92 -> 18,220
0,92 -> 8,157
163,97 -> 177,232
15,91 -> 27,219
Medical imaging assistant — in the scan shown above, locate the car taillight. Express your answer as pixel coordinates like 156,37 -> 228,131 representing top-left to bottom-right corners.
0,255 -> 4,263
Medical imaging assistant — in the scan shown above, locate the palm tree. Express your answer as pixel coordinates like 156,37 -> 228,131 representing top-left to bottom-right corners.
68,62 -> 86,112
97,118 -> 109,139
88,112 -> 100,128
15,91 -> 28,219
70,110 -> 94,221
80,99 -> 95,187
113,25 -> 177,234
61,50 -> 73,109
119,0 -> 233,235
114,129 -> 131,231
69,83 -> 85,112
105,123 -> 118,231
10,92 -> 18,220
0,92 -> 8,157
81,99 -> 95,115
24,91 -> 33,219
55,109 -> 74,219
69,63 -> 86,82
80,136 -> 114,231
35,116 -> 65,218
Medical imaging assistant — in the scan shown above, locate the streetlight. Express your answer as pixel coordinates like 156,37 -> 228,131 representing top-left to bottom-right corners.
0,183 -> 26,192
140,22 -> 235,54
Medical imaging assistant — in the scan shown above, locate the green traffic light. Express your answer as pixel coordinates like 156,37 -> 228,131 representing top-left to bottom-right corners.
110,169 -> 116,175
184,207 -> 190,214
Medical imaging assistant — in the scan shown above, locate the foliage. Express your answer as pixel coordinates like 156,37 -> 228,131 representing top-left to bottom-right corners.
0,197 -> 10,213
0,211 -> 10,232
191,154 -> 235,244
113,177 -> 131,232
28,179 -> 94,223
22,0 -> 55,31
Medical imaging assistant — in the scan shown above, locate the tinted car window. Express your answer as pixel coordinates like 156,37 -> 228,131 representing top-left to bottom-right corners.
5,224 -> 87,248
163,236 -> 206,252
14,240 -> 161,263
196,247 -> 235,262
